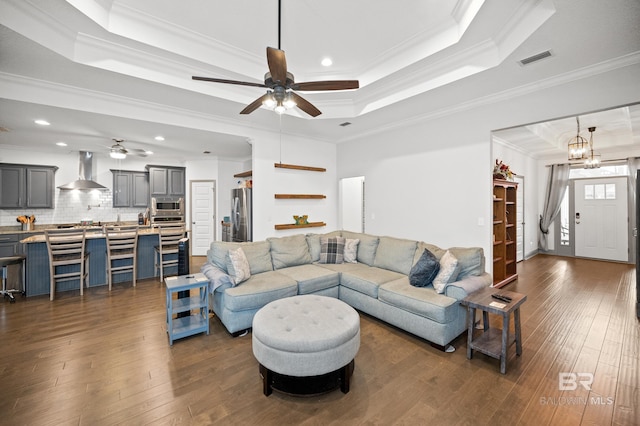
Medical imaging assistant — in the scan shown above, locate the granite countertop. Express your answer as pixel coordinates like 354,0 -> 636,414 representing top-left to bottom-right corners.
0,221 -> 144,235
20,226 -> 160,243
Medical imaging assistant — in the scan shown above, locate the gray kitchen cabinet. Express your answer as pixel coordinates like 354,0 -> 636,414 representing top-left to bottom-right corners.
0,233 -> 19,257
111,170 -> 149,208
146,166 -> 185,197
0,163 -> 56,209
132,172 -> 149,207
0,233 -> 28,292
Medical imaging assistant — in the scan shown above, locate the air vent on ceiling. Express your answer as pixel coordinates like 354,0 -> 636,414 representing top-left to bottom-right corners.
519,50 -> 552,66
339,122 -> 352,127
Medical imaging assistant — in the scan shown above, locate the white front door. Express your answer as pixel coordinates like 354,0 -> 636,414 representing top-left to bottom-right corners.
575,177 -> 628,261
190,181 -> 215,256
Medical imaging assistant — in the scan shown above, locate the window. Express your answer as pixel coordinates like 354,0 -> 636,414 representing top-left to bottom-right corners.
584,183 -> 616,200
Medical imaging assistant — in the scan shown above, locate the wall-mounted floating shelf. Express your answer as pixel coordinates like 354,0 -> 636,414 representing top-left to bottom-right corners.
274,222 -> 326,230
234,170 -> 252,178
274,194 -> 326,199
274,163 -> 326,172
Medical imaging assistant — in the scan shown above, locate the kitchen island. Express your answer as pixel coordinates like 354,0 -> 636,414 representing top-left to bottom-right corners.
20,227 -> 181,297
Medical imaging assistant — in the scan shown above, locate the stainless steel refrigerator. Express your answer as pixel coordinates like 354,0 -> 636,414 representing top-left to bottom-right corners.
231,188 -> 252,242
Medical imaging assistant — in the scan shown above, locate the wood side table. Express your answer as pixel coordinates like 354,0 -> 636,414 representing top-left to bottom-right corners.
461,286 -> 526,374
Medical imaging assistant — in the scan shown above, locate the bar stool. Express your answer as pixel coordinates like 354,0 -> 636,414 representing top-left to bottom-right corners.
0,255 -> 26,303
45,229 -> 90,300
104,225 -> 139,290
154,224 -> 185,281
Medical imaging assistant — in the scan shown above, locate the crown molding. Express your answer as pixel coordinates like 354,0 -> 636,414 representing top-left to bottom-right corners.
338,52 -> 640,144
108,2 -> 265,78
0,71 -> 252,136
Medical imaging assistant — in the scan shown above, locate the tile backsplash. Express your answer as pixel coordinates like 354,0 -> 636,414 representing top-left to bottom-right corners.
0,189 -> 146,226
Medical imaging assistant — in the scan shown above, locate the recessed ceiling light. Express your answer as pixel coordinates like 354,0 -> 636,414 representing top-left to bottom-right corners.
144,150 -> 154,155
155,136 -> 165,141
321,57 -> 333,67
34,119 -> 50,126
56,141 -> 67,147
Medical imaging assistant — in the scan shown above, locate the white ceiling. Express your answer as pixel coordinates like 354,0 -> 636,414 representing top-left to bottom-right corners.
0,0 -> 639,162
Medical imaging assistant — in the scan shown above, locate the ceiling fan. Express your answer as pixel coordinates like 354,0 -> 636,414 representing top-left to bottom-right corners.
191,1 -> 359,117
109,138 -> 150,159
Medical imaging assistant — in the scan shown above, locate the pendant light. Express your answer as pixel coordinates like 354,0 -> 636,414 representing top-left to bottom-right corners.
583,126 -> 601,169
567,117 -> 588,160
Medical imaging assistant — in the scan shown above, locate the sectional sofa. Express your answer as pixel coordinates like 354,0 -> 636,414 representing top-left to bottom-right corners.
201,231 -> 491,350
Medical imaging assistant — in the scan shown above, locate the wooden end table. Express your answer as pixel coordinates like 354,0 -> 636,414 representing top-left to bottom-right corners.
461,286 -> 526,374
165,273 -> 210,345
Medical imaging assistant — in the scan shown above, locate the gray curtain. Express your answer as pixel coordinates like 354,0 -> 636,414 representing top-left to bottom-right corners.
539,164 -> 571,251
627,157 -> 640,205
627,157 -> 640,258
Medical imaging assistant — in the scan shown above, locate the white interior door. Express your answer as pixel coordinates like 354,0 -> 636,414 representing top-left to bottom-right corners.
575,177 -> 628,261
190,180 -> 215,256
339,176 -> 365,232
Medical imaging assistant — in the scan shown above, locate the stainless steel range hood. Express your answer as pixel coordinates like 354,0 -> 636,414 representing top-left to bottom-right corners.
58,151 -> 107,190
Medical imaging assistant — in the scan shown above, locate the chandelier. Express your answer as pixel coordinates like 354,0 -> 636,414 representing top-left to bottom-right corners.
583,126 -> 601,169
567,117 -> 588,160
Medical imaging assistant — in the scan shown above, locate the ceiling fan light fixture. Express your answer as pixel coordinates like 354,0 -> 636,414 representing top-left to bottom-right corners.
110,150 -> 126,159
110,139 -> 127,159
263,91 -> 276,108
274,103 -> 287,114
283,92 -> 296,109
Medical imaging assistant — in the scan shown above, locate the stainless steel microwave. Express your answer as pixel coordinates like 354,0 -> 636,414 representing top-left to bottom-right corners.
151,197 -> 184,217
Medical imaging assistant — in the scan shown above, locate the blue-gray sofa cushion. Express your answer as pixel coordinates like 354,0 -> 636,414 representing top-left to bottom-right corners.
208,241 -> 273,275
448,247 -> 485,279
276,264 -> 340,294
340,265 -> 405,298
222,271 -> 297,311
341,231 -> 379,266
373,236 -> 417,275
379,277 -> 459,323
413,241 -> 446,264
268,234 -> 312,269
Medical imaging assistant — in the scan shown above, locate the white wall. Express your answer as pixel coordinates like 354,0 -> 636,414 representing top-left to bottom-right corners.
251,131 -> 338,241
337,62 -> 640,272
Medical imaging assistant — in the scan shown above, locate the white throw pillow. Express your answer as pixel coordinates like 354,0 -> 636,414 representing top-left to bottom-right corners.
226,247 -> 251,286
344,238 -> 360,263
432,250 -> 460,293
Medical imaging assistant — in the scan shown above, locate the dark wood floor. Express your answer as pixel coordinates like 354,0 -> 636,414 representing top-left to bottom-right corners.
0,255 -> 637,425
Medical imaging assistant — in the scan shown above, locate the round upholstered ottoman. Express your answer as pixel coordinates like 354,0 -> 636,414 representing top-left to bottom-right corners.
252,295 -> 360,396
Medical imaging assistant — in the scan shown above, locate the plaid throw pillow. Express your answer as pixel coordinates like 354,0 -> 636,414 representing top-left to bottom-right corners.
319,236 -> 345,264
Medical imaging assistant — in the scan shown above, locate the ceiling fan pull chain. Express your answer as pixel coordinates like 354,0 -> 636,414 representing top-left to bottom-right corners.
279,113 -> 283,164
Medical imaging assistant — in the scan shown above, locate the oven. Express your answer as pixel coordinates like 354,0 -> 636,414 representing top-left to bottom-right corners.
151,216 -> 185,226
151,197 -> 184,225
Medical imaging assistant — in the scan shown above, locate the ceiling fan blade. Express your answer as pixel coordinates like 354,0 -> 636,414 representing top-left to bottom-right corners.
240,93 -> 271,115
293,80 -> 360,91
290,92 -> 322,117
192,76 -> 267,88
266,47 -> 287,85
